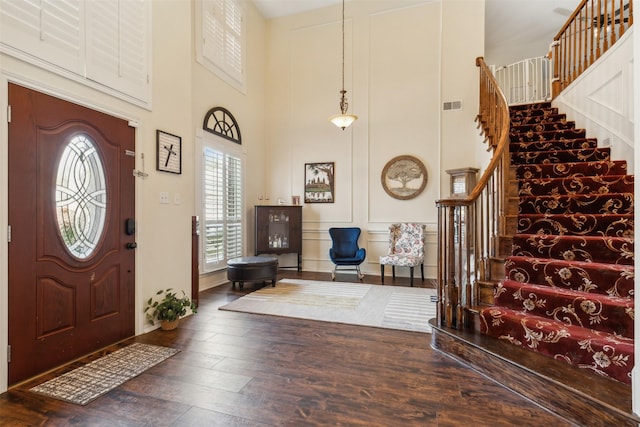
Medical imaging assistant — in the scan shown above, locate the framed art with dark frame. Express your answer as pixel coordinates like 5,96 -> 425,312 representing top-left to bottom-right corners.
156,130 -> 182,174
381,155 -> 427,200
304,162 -> 335,203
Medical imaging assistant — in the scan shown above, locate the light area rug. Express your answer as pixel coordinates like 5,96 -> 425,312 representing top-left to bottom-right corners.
220,279 -> 437,333
30,343 -> 179,405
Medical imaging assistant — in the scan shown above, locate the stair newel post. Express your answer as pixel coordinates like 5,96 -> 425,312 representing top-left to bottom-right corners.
570,17 -> 577,82
578,8 -> 584,74
562,31 -> 568,90
463,203 -> 474,324
436,201 -> 455,328
447,206 -> 456,327
489,174 -> 497,259
455,203 -> 464,328
499,146 -> 509,237
477,189 -> 487,284
551,37 -> 560,99
587,0 -> 597,65
603,0 -> 610,49
595,0 -> 603,59
436,205 -> 444,326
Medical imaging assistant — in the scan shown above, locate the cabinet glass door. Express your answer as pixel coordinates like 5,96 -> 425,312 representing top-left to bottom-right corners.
268,209 -> 290,249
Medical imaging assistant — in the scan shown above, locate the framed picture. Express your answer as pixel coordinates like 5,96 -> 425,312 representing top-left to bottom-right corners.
156,130 -> 182,174
381,155 -> 428,200
304,162 -> 334,203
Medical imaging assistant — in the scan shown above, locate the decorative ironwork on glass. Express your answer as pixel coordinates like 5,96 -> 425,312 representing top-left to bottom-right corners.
55,134 -> 107,259
202,107 -> 242,144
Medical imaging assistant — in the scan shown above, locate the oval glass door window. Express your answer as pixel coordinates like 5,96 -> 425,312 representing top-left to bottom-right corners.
55,134 -> 107,259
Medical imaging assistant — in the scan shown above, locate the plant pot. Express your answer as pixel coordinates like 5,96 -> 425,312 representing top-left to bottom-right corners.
160,319 -> 179,331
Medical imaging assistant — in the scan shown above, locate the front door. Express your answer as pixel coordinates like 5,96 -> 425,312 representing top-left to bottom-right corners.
8,83 -> 136,384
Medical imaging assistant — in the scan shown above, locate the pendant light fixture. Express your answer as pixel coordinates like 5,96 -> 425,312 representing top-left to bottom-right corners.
329,0 -> 357,130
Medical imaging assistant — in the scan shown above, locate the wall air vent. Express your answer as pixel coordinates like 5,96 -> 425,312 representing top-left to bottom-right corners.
443,101 -> 462,111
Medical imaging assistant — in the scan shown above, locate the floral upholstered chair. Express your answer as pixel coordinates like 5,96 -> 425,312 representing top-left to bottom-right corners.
379,223 -> 426,287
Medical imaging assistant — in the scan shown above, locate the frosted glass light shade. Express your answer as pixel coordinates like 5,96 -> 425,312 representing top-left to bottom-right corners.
329,114 -> 358,130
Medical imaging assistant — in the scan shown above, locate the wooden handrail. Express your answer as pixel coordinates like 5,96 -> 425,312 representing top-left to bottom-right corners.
435,57 -> 510,329
436,58 -> 510,209
435,1 -> 633,330
552,0 -> 633,97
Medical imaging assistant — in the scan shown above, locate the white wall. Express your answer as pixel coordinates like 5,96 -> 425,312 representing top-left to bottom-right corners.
263,0 -> 485,279
553,28 -> 635,174
193,1 -> 268,289
0,0 -> 488,391
484,0 -> 582,66
441,1 -> 486,193
0,0 -> 268,392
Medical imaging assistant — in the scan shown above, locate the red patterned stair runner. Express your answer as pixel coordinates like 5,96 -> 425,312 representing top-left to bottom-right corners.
479,102 -> 635,384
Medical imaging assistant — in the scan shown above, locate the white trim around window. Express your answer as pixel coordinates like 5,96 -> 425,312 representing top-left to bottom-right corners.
195,0 -> 246,94
195,128 -> 246,273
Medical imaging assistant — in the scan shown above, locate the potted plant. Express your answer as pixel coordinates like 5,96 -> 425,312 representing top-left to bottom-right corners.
144,288 -> 196,330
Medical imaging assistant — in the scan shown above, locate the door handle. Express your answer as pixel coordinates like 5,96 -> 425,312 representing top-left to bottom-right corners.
126,242 -> 137,250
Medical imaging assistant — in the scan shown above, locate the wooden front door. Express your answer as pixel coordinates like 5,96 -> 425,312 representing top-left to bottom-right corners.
7,83 -> 136,385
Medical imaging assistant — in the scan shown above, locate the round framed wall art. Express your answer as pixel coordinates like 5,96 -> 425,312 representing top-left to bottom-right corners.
381,155 -> 428,200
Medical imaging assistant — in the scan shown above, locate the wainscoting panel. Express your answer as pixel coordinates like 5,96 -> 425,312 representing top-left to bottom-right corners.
299,224 -> 437,278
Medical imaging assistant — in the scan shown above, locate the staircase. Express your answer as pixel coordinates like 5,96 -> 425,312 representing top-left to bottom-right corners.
479,102 -> 635,385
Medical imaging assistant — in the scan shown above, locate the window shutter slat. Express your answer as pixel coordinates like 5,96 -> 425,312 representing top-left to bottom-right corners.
0,0 -> 84,74
198,0 -> 245,91
202,144 -> 243,271
85,0 -> 150,102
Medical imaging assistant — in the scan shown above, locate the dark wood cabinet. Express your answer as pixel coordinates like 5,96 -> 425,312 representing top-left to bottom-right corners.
255,205 -> 302,271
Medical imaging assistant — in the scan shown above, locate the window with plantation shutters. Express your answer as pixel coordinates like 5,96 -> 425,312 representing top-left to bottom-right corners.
225,155 -> 243,260
202,143 -> 244,272
196,0 -> 245,93
85,0 -> 150,103
0,0 -> 151,106
0,0 -> 84,74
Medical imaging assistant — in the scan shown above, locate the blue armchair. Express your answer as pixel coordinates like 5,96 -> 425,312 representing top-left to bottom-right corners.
329,227 -> 366,281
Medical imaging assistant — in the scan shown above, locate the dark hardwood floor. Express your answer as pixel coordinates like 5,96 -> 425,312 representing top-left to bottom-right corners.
0,271 -> 574,426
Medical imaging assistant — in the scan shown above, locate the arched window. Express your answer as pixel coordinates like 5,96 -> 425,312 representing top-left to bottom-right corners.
203,107 -> 242,144
198,108 -> 244,272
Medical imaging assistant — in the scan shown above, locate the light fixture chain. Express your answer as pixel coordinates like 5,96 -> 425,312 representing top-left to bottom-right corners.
328,0 -> 357,130
341,0 -> 345,95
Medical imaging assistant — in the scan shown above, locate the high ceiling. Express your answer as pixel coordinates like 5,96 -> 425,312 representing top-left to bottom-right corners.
485,0 -> 581,65
251,0 -> 582,65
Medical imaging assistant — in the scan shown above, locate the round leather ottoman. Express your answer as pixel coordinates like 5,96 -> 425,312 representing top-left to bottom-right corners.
227,256 -> 278,290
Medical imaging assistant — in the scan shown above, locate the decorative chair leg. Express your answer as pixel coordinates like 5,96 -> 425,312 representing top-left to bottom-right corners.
380,265 -> 385,284
332,268 -> 336,281
357,266 -> 364,281
410,267 -> 414,287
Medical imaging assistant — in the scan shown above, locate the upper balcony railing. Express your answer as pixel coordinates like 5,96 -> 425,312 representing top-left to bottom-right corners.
552,0 -> 633,97
492,1 -> 632,106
